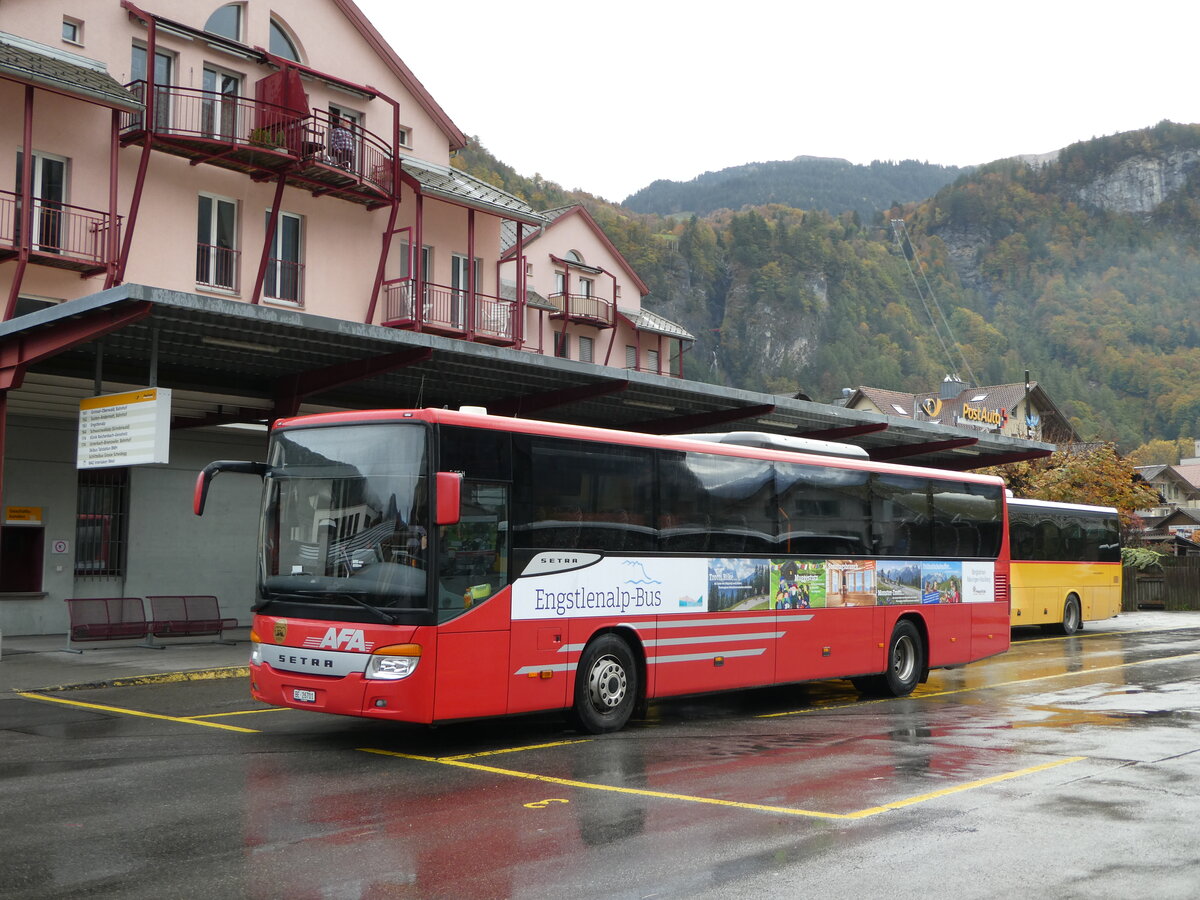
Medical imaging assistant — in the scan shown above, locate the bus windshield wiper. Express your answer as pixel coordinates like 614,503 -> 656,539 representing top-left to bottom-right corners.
258,590 -> 399,625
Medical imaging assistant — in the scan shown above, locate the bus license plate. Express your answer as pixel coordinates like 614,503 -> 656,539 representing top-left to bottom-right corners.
293,689 -> 317,703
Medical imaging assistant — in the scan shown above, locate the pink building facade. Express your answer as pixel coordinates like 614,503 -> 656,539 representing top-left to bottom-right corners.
0,0 -> 690,362
0,0 -> 692,634
502,205 -> 691,377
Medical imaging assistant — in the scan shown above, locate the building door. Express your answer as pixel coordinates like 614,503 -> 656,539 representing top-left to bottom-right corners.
203,67 -> 241,140
265,211 -> 302,303
450,254 -> 470,328
14,151 -> 66,253
197,195 -> 238,290
130,44 -> 172,130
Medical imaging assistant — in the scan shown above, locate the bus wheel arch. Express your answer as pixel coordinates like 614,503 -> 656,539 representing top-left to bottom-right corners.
570,629 -> 643,734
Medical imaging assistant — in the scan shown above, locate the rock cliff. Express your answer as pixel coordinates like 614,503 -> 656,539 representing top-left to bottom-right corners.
1074,150 -> 1200,214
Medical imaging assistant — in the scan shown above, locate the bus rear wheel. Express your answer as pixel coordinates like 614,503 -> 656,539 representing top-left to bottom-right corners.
1050,595 -> 1082,636
850,620 -> 924,697
571,634 -> 639,734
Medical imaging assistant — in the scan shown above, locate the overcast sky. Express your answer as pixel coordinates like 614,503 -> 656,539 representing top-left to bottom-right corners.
357,0 -> 1199,203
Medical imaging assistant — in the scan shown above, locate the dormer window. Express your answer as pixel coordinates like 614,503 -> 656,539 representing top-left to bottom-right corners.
270,18 -> 301,62
204,4 -> 242,41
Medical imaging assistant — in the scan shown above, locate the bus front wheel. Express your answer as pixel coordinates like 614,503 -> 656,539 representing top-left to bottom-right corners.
571,634 -> 638,734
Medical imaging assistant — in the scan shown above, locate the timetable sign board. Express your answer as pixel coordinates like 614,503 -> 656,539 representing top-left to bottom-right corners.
77,388 -> 172,469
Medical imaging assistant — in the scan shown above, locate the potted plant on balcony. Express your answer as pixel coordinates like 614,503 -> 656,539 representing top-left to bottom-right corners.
248,127 -> 282,150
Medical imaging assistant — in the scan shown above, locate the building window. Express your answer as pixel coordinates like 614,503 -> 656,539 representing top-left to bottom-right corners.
204,4 -> 242,40
270,18 -> 301,62
197,194 -> 239,291
647,349 -> 660,373
579,335 -> 594,363
554,332 -> 570,358
265,211 -> 303,304
0,522 -> 44,591
397,127 -> 411,149
75,468 -> 129,578
579,277 -> 593,297
62,17 -> 83,45
554,271 -> 565,296
625,345 -> 637,369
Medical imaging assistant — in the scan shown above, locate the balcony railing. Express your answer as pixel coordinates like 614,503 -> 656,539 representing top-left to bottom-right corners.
195,242 -> 240,292
383,278 -> 518,343
121,83 -> 394,199
548,291 -> 614,325
265,258 -> 304,305
0,189 -> 120,270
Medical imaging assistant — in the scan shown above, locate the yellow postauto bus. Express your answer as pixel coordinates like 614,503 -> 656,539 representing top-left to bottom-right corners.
1007,498 -> 1122,634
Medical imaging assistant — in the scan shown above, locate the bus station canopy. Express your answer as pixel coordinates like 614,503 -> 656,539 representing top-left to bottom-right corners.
0,284 -> 1054,471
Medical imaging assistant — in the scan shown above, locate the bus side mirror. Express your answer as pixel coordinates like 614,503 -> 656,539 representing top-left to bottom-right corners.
194,460 -> 269,515
435,471 -> 462,526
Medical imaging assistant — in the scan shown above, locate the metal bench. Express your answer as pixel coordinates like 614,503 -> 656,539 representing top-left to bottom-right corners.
64,597 -> 163,652
146,595 -> 238,643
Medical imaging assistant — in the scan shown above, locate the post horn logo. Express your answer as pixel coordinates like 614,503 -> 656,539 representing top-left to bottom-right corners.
274,619 -> 287,643
921,398 -> 943,418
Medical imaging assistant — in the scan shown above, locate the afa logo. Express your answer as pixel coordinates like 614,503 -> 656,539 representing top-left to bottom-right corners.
303,627 -> 372,651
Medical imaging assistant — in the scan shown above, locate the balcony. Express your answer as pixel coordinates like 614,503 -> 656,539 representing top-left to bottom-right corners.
0,190 -> 120,276
382,278 -> 519,346
120,83 -> 395,209
548,291 -> 615,327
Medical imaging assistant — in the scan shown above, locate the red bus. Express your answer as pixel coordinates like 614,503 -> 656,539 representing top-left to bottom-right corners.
195,407 -> 1011,733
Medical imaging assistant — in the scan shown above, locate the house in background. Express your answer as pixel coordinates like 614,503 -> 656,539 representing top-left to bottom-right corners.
843,375 -> 1081,445
1133,464 -> 1200,519
500,205 -> 692,377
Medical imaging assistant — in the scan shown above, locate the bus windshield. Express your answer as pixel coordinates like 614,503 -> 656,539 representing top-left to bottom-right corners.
259,423 -> 430,612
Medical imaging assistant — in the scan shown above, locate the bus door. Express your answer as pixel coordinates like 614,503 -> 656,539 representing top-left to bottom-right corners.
433,481 -> 515,722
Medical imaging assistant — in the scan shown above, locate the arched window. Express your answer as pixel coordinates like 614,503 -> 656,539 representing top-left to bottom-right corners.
565,250 -> 584,264
204,4 -> 242,40
269,18 -> 301,62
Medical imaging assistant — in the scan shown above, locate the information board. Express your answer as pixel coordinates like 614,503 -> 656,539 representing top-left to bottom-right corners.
77,388 -> 172,469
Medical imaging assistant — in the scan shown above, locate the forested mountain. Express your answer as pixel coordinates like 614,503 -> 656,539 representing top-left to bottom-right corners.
621,157 -> 968,220
452,123 -> 1200,451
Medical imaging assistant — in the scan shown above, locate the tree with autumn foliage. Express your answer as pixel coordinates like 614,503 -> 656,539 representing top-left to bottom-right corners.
980,444 -> 1159,540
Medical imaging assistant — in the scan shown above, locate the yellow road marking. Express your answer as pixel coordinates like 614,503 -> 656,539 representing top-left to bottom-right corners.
16,691 -> 260,733
759,650 -> 1200,718
188,707 -> 290,719
845,756 -> 1086,818
359,747 -> 1084,820
441,739 -> 590,760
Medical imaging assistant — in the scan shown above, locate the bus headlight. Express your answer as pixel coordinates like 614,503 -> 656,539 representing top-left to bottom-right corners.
249,629 -> 262,665
365,644 -> 422,680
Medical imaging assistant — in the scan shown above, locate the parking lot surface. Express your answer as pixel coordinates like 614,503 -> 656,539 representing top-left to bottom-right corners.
3,613 -> 1199,899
